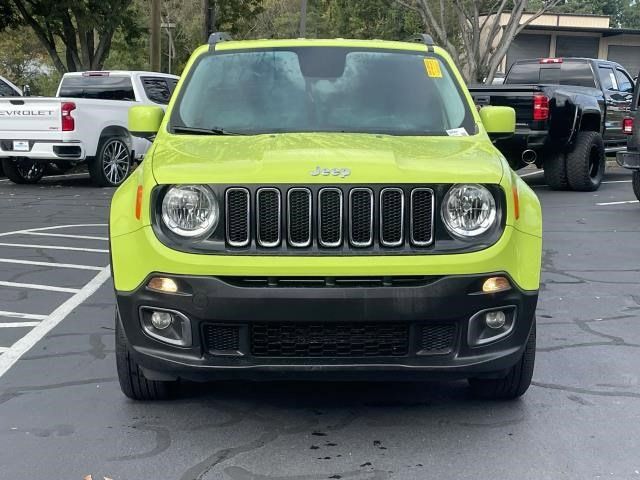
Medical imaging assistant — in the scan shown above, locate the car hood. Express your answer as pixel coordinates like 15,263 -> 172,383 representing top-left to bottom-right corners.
151,133 -> 505,185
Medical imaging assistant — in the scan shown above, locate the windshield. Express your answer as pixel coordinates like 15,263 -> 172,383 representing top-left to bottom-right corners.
170,47 -> 474,136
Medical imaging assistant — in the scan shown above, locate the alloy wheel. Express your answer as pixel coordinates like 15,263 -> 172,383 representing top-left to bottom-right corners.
102,140 -> 130,185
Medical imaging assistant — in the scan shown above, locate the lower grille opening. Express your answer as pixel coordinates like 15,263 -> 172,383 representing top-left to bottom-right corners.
419,324 -> 456,355
251,322 -> 409,358
203,325 -> 240,353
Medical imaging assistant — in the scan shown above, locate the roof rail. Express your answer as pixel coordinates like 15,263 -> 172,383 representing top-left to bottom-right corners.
208,32 -> 233,50
415,34 -> 435,52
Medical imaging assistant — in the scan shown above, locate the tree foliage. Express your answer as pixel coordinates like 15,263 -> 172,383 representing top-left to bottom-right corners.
2,0 -> 142,73
396,0 -> 565,82
1,0 -> 639,87
551,0 -> 640,28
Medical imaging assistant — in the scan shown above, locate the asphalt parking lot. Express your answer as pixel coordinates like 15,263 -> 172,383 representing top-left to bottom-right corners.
0,166 -> 639,480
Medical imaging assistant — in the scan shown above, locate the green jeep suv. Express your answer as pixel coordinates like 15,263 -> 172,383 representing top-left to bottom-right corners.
110,35 -> 542,401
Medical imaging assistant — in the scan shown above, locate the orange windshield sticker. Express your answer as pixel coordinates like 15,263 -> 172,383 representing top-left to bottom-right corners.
424,58 -> 443,78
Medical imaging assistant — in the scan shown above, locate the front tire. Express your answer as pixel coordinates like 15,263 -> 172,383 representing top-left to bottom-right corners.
543,152 -> 569,190
566,131 -> 605,191
89,137 -> 131,187
1,158 -> 45,184
468,320 -> 536,400
116,313 -> 175,401
632,171 -> 640,202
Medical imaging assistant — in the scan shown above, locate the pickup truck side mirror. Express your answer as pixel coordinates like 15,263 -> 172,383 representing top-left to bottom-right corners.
479,106 -> 515,142
129,106 -> 164,141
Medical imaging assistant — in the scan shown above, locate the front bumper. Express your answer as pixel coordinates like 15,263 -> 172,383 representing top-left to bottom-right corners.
0,140 -> 85,161
116,273 -> 538,382
617,150 -> 640,170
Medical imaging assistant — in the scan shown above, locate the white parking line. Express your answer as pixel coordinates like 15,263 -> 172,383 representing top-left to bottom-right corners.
0,311 -> 47,321
520,170 -> 544,178
0,281 -> 80,294
0,322 -> 41,328
0,266 -> 111,378
20,232 -> 109,241
0,258 -> 103,271
0,243 -> 109,253
24,224 -> 107,232
0,223 -> 107,238
596,200 -> 640,206
602,180 -> 632,184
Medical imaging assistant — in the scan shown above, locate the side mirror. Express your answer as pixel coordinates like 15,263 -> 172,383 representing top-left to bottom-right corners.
479,106 -> 515,142
22,85 -> 31,97
129,106 -> 164,141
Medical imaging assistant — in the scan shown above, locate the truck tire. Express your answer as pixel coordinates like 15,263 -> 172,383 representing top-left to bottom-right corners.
468,320 -> 536,400
116,313 -> 175,401
633,171 -> 640,202
1,158 -> 45,184
89,137 -> 131,187
543,152 -> 569,190
566,131 -> 605,191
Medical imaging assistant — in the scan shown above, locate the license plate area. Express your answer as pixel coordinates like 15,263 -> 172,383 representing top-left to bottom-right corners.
12,140 -> 30,152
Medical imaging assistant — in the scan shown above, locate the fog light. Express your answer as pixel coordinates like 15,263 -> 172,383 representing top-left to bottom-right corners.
485,310 -> 506,329
482,276 -> 511,293
151,311 -> 173,330
147,277 -> 179,294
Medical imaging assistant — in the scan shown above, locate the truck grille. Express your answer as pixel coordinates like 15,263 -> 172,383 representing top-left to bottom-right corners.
225,186 -> 434,250
251,322 -> 409,357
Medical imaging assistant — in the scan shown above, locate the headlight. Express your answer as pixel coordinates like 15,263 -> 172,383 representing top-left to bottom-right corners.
161,185 -> 219,238
441,184 -> 497,239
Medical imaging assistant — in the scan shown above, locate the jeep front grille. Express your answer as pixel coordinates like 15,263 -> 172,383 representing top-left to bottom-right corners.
225,186 -> 434,251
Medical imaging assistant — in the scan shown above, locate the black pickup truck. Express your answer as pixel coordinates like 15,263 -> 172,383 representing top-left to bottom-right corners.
469,58 -> 635,191
616,70 -> 640,201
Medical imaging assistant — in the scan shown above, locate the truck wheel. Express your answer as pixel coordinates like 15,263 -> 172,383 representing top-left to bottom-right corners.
116,313 -> 175,401
566,131 -> 605,191
89,137 -> 131,187
1,158 -> 45,184
468,320 -> 536,400
633,171 -> 640,202
543,152 -> 569,190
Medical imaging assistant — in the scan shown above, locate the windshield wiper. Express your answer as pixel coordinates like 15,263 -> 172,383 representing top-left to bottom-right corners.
172,126 -> 244,136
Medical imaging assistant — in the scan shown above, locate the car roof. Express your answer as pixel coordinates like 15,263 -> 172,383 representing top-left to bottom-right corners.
62,71 -> 180,79
514,57 -> 624,68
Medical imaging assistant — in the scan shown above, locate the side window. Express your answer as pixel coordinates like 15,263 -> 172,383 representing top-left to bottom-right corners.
0,80 -> 17,96
615,69 -> 633,93
167,78 -> 178,95
142,77 -> 172,105
598,66 -> 618,91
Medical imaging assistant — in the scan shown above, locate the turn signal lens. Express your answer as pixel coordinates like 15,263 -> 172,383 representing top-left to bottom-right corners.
135,185 -> 143,220
482,276 -> 511,293
147,277 -> 179,294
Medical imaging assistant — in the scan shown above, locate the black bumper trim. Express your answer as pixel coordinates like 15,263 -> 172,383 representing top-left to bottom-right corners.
116,273 -> 538,381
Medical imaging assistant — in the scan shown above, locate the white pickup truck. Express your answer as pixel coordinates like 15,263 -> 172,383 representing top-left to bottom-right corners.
0,71 -> 178,187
